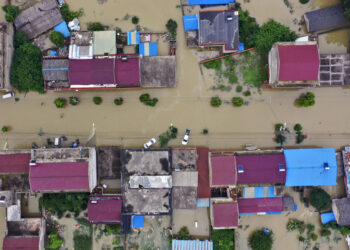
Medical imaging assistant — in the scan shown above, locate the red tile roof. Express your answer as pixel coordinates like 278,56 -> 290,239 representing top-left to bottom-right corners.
30,162 -> 89,191
0,154 -> 30,173
197,148 -> 211,198
115,56 -> 140,85
238,198 -> 283,213
278,45 -> 320,82
3,236 -> 39,250
210,154 -> 237,186
236,154 -> 286,184
212,202 -> 239,228
88,195 -> 122,224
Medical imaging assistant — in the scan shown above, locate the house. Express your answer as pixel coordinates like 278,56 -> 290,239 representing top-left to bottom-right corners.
199,10 -> 239,53
88,195 -> 122,224
197,148 -> 211,199
235,153 -> 286,185
332,198 -> 350,226
69,31 -> 93,59
115,54 -> 140,87
284,148 -> 337,186
172,239 -> 213,250
304,5 -> 346,33
14,0 -> 63,39
0,23 -> 14,91
238,197 -> 283,215
29,148 -> 97,192
93,31 -> 116,56
42,58 -> 70,90
342,147 -> 350,197
3,236 -> 40,250
210,202 -> 239,229
188,0 -> 235,5
0,150 -> 31,174
209,152 -> 237,187
268,42 -> 320,87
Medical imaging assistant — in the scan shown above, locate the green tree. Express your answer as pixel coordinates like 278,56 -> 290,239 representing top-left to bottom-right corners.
87,22 -> 104,31
236,85 -> 243,93
294,123 -> 303,132
132,16 -> 139,24
166,19 -> 178,39
237,4 -> 260,49
2,5 -> 20,22
60,3 -> 83,22
296,92 -> 315,107
1,126 -> 8,133
177,227 -> 190,240
202,129 -> 209,135
13,32 -> 29,49
249,230 -> 273,250
69,96 -> 79,106
296,132 -> 305,144
212,229 -> 234,250
203,59 -> 222,71
93,96 -> 102,105
254,20 -> 297,53
210,96 -> 222,107
232,97 -> 244,107
45,230 -> 63,250
276,134 -> 286,146
49,31 -> 65,48
54,98 -> 67,108
10,43 -> 44,93
310,188 -> 331,211
299,0 -> 310,3
114,97 -> 124,106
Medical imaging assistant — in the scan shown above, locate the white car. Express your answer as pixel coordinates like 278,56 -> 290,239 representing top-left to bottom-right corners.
144,138 -> 156,149
2,92 -> 15,99
182,129 -> 191,145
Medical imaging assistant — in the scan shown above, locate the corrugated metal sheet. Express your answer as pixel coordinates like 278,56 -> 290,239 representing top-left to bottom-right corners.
188,0 -> 234,5
183,15 -> 199,31
172,239 -> 213,250
197,198 -> 210,207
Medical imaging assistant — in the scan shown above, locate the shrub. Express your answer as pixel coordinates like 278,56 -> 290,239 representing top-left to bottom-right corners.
114,97 -> 124,106
229,74 -> 238,84
296,92 -> 315,107
166,19 -> 178,39
105,225 -> 121,235
287,219 -> 305,233
276,134 -> 286,145
93,96 -> 102,105
299,0 -> 309,4
132,16 -> 139,24
236,85 -> 243,93
202,129 -> 209,135
237,4 -> 260,49
249,230 -> 273,250
49,31 -> 65,48
177,227 -> 190,240
294,123 -> 303,132
232,97 -> 244,107
2,5 -> 20,22
320,229 -> 331,237
212,229 -> 234,250
87,22 -> 104,31
139,94 -> 158,107
13,32 -> 29,49
54,98 -> 67,108
159,126 -> 178,147
310,188 -> 331,211
69,96 -> 79,106
210,96 -> 222,107
243,90 -> 251,96
1,126 -> 8,133
45,230 -> 63,250
203,60 -> 222,71
139,93 -> 150,102
275,123 -> 284,132
311,233 -> 318,241
298,236 -> 305,242
296,132 -> 305,144
60,3 -> 83,22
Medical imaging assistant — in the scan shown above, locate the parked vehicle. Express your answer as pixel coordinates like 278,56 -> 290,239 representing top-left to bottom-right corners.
2,92 -> 15,99
144,138 -> 156,149
182,129 -> 191,145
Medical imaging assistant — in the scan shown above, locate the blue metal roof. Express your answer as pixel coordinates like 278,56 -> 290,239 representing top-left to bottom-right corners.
54,21 -> 70,38
183,15 -> 199,31
284,148 -> 337,186
127,31 -> 140,45
172,239 -> 213,250
139,42 -> 158,56
197,198 -> 210,207
132,215 -> 144,228
254,187 -> 264,198
321,212 -> 336,224
188,0 -> 235,5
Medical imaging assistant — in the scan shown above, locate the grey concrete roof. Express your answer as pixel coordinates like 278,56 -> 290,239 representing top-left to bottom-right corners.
97,146 -> 121,179
172,186 -> 197,209
172,171 -> 198,187
333,198 -> 350,226
42,59 -> 69,82
172,148 -> 197,171
319,54 -> 350,86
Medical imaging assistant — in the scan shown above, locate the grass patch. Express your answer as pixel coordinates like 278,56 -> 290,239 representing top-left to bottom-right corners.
73,218 -> 93,250
212,229 -> 234,250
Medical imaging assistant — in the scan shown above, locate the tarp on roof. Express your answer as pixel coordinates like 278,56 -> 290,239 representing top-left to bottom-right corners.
3,236 -> 39,250
139,43 -> 158,56
210,155 -> 237,186
132,215 -> 144,228
188,0 -> 235,5
30,162 -> 89,191
54,21 -> 70,38
0,153 -> 30,173
127,31 -> 140,45
278,44 -> 320,82
321,212 -> 336,224
284,148 -> 337,186
197,148 -> 211,198
183,15 -> 199,31
88,195 -> 122,224
238,198 -> 283,213
212,202 -> 239,228
172,239 -> 213,250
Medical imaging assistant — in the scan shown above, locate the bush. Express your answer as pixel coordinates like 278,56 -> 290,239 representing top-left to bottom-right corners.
69,96 -> 79,106
287,219 -> 305,233
210,96 -> 222,107
49,31 -> 65,48
54,98 -> 67,108
45,230 -> 63,250
114,98 -> 124,106
159,126 -> 178,147
1,126 -> 8,133
320,229 -> 331,237
166,19 -> 178,39
212,229 -> 234,250
275,123 -> 284,132
296,132 -> 305,144
243,90 -> 251,96
311,233 -> 318,241
232,97 -> 244,107
202,128 -> 209,135
105,225 -> 121,235
73,231 -> 92,250
60,3 -> 83,22
2,5 -> 20,22
13,32 -> 29,49
299,0 -> 310,4
87,22 -> 105,31
177,227 -> 190,240
132,16 -> 139,24
310,188 -> 331,211
93,96 -> 102,105
229,74 -> 238,84
236,85 -> 243,93
203,59 -> 222,71
10,43 -> 44,93
298,236 -> 305,242
237,4 -> 260,49
249,230 -> 273,250
294,123 -> 303,132
139,93 -> 150,102
254,20 -> 297,53
296,92 -> 315,107
276,134 -> 286,145
139,93 -> 158,107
